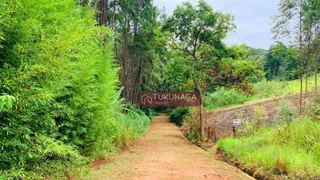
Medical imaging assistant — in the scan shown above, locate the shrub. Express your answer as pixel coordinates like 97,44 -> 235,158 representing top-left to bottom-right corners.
168,107 -> 190,126
252,106 -> 268,129
238,107 -> 268,137
179,108 -> 201,143
308,91 -> 320,122
276,100 -> 296,125
204,87 -> 248,109
234,111 -> 252,137
184,114 -> 201,143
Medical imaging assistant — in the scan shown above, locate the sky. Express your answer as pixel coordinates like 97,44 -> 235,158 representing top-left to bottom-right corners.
154,0 -> 280,49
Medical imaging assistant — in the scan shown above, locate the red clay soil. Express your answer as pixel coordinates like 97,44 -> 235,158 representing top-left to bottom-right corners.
85,115 -> 253,180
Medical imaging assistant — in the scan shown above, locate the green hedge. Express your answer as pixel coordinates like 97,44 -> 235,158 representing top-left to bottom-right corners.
0,0 -> 150,178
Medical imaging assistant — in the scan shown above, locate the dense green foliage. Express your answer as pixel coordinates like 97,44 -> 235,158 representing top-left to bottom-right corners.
0,0 -> 150,178
168,107 -> 190,126
217,120 -> 320,178
265,42 -> 299,81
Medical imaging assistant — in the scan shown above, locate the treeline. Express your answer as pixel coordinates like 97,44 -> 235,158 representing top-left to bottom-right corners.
81,0 -> 167,103
0,0 -> 150,178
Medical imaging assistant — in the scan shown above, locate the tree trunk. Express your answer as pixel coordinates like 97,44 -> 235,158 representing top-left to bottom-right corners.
199,93 -> 205,141
299,1 -> 304,116
192,71 -> 205,141
315,41 -> 318,90
129,53 -> 135,103
315,61 -> 318,90
121,16 -> 129,99
112,0 -> 117,31
305,55 -> 309,109
315,26 -> 319,90
99,0 -> 108,26
93,0 -> 99,8
133,57 -> 143,104
129,23 -> 137,103
125,19 -> 131,101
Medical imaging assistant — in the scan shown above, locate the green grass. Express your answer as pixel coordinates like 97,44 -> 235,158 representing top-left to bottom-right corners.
205,76 -> 320,110
217,120 -> 320,179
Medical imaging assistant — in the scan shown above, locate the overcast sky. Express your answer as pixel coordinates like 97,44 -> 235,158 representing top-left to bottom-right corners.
154,0 -> 280,49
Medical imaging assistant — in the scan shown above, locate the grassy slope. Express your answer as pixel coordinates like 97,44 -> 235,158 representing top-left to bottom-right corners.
211,76 -> 320,178
205,76 -> 319,110
217,120 -> 320,178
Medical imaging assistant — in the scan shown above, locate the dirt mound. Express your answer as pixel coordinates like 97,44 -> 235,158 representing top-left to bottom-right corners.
181,93 -> 313,142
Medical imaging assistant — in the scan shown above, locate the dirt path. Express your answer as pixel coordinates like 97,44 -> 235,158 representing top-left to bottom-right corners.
85,115 -> 252,180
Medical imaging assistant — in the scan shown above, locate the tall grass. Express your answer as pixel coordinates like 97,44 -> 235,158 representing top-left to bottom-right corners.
204,87 -> 248,109
205,76 -> 320,110
217,120 -> 320,178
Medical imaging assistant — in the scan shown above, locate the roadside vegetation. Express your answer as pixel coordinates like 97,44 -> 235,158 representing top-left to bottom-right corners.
217,119 -> 320,179
217,95 -> 320,179
204,76 -> 320,110
0,1 -> 150,179
216,93 -> 320,179
215,0 -> 320,178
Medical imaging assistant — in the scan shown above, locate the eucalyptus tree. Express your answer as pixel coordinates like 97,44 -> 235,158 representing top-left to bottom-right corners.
163,0 -> 263,140
273,0 -> 320,113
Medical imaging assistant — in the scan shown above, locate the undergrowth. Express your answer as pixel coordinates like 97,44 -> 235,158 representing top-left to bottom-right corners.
168,107 -> 190,126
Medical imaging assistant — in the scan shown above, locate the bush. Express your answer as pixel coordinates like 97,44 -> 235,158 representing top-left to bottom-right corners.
184,111 -> 201,143
252,106 -> 268,129
308,91 -> 320,122
237,107 -> 268,137
276,100 -> 296,125
168,107 -> 190,126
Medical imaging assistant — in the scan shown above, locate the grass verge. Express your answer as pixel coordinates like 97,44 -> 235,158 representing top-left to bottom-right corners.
217,120 -> 320,179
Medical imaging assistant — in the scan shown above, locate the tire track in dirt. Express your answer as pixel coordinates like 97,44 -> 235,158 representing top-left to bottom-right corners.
86,115 -> 253,180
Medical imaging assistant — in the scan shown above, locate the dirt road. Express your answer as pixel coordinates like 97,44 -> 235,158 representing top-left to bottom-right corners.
86,115 -> 252,180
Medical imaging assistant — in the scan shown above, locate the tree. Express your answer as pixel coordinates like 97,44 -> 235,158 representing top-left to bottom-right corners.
265,42 -> 299,80
273,0 -> 320,114
163,0 -> 263,140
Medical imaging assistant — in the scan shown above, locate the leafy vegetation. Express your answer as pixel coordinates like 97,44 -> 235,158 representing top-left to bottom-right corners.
204,87 -> 247,109
204,76 -> 320,110
0,0 -> 150,178
217,120 -> 320,179
168,107 -> 190,127
163,0 -> 264,140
